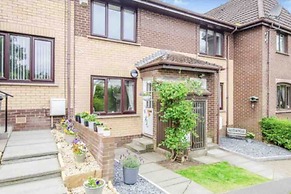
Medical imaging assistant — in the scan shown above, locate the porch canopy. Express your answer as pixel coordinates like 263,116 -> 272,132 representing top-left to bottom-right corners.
135,50 -> 224,74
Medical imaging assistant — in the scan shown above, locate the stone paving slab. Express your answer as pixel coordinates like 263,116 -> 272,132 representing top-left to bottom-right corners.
157,176 -> 189,187
192,156 -> 221,164
139,163 -> 166,174
140,152 -> 167,164
226,177 -> 291,194
0,158 -> 61,184
2,142 -> 58,162
163,180 -> 213,194
0,177 -> 66,194
141,169 -> 181,183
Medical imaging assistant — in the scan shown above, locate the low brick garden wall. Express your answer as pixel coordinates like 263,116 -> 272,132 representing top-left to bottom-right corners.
74,121 -> 115,181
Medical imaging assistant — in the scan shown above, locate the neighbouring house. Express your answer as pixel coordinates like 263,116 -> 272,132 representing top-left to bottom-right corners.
1,0 -> 289,150
206,0 -> 291,139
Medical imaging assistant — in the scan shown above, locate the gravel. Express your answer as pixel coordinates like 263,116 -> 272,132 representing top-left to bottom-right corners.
113,161 -> 165,194
220,137 -> 291,160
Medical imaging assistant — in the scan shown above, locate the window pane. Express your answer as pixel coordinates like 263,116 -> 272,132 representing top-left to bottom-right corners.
276,34 -> 280,51
34,40 -> 52,80
200,29 -> 207,53
108,79 -> 121,113
9,35 -> 30,80
123,9 -> 135,41
216,33 -> 223,56
0,36 -> 4,78
124,80 -> 135,111
108,4 -> 121,40
92,2 -> 106,36
93,79 -> 105,112
207,30 -> 215,55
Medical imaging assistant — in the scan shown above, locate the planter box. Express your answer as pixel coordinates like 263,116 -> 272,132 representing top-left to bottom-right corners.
103,130 -> 110,137
97,126 -> 104,134
81,118 -> 85,125
89,122 -> 95,131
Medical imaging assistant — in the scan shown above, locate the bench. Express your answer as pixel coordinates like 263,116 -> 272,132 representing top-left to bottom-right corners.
226,128 -> 246,139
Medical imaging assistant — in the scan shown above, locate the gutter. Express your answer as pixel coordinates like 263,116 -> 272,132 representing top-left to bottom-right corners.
132,0 -> 235,30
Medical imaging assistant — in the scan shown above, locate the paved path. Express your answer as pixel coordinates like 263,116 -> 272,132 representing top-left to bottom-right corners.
115,148 -> 212,194
0,130 -> 66,193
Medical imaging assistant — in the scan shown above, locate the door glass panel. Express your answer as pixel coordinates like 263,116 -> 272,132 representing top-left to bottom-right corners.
124,80 -> 135,111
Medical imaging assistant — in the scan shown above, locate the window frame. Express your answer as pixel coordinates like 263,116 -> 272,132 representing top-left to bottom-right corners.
91,76 -> 137,115
0,31 -> 55,83
276,32 -> 288,54
277,83 -> 291,110
199,27 -> 224,57
91,0 -> 137,43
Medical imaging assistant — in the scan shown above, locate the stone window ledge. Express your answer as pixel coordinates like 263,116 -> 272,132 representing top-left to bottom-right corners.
87,35 -> 141,47
276,51 -> 289,56
276,110 -> 291,114
98,114 -> 140,119
0,82 -> 59,87
198,54 -> 227,61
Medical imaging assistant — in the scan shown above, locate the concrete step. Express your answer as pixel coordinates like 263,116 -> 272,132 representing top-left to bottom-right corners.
132,137 -> 154,150
189,149 -> 207,160
0,177 -> 67,194
206,137 -> 213,144
2,142 -> 58,164
126,143 -> 147,154
0,158 -> 61,187
190,155 -> 222,164
207,143 -> 219,150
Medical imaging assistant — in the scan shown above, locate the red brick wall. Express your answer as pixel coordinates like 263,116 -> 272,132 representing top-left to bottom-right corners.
233,26 -> 263,138
74,0 -> 90,37
138,9 -> 197,54
74,122 -> 115,181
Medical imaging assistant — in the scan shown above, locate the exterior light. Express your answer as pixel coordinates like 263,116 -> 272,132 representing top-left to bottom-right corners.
79,0 -> 88,7
130,69 -> 139,78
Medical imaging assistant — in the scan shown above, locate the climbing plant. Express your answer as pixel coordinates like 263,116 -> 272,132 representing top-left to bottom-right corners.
154,79 -> 202,162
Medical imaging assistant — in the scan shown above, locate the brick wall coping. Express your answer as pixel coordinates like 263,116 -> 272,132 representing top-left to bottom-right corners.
0,83 -> 59,87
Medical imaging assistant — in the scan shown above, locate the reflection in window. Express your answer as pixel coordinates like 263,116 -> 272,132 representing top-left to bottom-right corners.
108,79 -> 121,113
9,35 -> 30,80
124,80 -> 135,111
277,84 -> 291,109
200,28 -> 223,56
276,33 -> 287,53
123,9 -> 135,41
92,1 -> 106,36
0,36 -> 3,78
34,40 -> 52,80
108,5 -> 121,40
93,79 -> 105,112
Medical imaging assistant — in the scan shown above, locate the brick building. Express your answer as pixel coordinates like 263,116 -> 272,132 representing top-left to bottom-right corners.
0,0 -> 289,147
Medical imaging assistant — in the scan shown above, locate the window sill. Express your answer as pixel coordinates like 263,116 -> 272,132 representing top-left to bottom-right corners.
276,110 -> 291,114
276,51 -> 289,56
220,110 -> 226,113
97,114 -> 140,119
198,54 -> 227,61
0,82 -> 58,87
87,35 -> 141,47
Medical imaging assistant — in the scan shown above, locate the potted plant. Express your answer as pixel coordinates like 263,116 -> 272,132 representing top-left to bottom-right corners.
97,123 -> 105,134
103,127 -> 111,137
246,132 -> 255,143
120,151 -> 143,185
80,112 -> 89,125
141,92 -> 151,101
86,114 -> 97,131
63,122 -> 76,144
83,177 -> 105,194
75,113 -> 81,123
72,139 -> 87,163
94,121 -> 103,132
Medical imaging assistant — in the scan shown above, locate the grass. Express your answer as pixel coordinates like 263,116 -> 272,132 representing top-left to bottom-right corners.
176,162 -> 269,193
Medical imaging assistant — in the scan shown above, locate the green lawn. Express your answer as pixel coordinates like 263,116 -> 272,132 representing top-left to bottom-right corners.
176,162 -> 269,193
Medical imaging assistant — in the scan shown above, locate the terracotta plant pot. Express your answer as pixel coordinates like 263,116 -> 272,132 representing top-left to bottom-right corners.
83,179 -> 105,194
74,153 -> 86,163
123,166 -> 139,185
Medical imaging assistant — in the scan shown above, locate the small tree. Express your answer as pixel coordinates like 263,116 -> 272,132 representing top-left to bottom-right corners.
154,79 -> 202,162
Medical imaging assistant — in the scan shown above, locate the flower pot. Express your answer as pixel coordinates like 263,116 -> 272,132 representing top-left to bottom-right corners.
83,179 -> 105,194
143,96 -> 151,101
75,115 -> 81,123
103,130 -> 110,137
74,153 -> 86,163
84,120 -> 89,127
81,118 -> 85,125
97,126 -> 104,134
123,166 -> 139,185
89,122 -> 95,131
65,134 -> 75,144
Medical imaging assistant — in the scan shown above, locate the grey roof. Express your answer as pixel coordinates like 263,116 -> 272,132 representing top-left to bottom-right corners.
136,50 -> 222,71
205,0 -> 291,28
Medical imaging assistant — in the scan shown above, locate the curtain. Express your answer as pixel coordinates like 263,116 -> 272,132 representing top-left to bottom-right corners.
125,81 -> 134,111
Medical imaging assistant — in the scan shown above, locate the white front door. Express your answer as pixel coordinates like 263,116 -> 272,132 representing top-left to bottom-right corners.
143,80 -> 154,136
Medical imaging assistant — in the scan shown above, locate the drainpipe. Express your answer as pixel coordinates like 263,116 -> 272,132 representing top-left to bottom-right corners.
67,0 -> 72,118
225,26 -> 237,129
266,27 -> 271,118
217,69 -> 221,144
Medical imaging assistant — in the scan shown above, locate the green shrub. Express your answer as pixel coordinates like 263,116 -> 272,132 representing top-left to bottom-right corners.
260,117 -> 291,150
